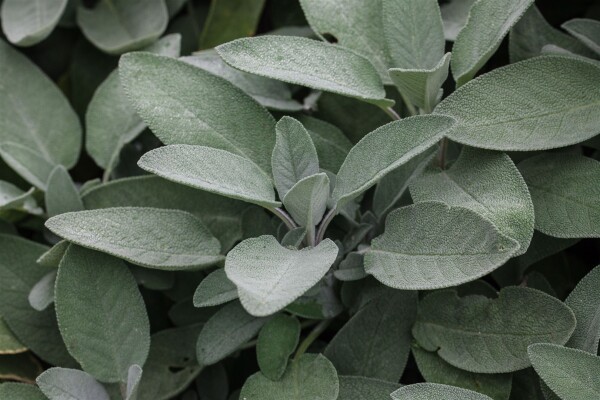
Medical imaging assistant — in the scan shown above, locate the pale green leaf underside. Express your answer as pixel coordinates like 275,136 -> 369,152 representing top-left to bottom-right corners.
77,0 -> 168,54
217,35 -> 391,106
333,115 -> 456,207
240,353 -> 339,400
565,265 -> 600,353
45,165 -> 84,217
55,246 -> 150,383
436,56 -> 600,151
138,145 -> 280,209
193,269 -> 238,308
413,287 -> 576,373
283,173 -> 330,231
226,236 -> 338,317
0,180 -> 41,216
366,202 -> 520,290
0,142 -> 56,191
518,154 -> 600,238
451,0 -> 534,86
392,383 -> 493,400
528,343 -> 600,400
410,147 -> 534,255
46,207 -> 222,270
119,52 -> 276,176
28,271 -> 56,312
562,18 -> 600,56
441,0 -> 477,41
37,367 -> 110,400
1,0 -> 67,46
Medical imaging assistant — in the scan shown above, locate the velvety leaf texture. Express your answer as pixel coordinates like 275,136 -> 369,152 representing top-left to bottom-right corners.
37,367 -> 110,400
46,207 -> 223,270
391,383 -> 493,400
337,376 -> 400,400
256,314 -> 300,381
565,265 -> 600,353
413,287 -> 576,373
193,269 -> 238,308
45,165 -> 84,217
562,18 -> 600,56
1,0 -> 67,46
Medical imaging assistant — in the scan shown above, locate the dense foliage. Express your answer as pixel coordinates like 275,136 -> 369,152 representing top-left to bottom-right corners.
0,0 -> 599,399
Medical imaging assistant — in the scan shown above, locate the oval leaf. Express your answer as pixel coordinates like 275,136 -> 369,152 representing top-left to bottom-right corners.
391,383 -> 493,400
193,269 -> 238,308
256,314 -> 300,381
37,368 -> 110,400
45,166 -> 84,217
46,207 -> 222,270
1,0 -> 67,46
565,265 -> 600,353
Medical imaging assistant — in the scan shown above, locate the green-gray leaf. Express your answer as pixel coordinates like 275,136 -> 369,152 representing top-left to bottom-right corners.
410,147 -> 534,255
193,269 -> 238,308
240,353 -> 339,400
324,289 -> 417,382
283,173 -> 329,237
1,0 -> 67,46
217,36 -> 391,107
182,51 -> 302,111
76,0 -> 168,54
413,287 -> 576,373
37,368 -> 110,400
272,116 -> 319,199
225,236 -> 339,316
333,115 -> 456,207
436,56 -> 600,151
256,314 -> 300,381
337,376 -> 400,400
562,19 -> 600,56
441,0 -> 477,41
0,382 -> 46,399
119,52 -> 276,176
0,39 -> 81,186
196,301 -> 267,366
139,145 -> 279,209
298,0 -> 390,83
451,0 -> 534,86
391,383 -> 493,400
45,166 -> 84,217
198,0 -> 265,49
366,202 -> 519,290
565,265 -> 600,353
55,246 -> 150,382
0,181 -> 41,216
81,175 -> 248,252
528,343 -> 600,400
413,346 -> 512,400
28,271 -> 56,311
296,116 -> 352,174
46,207 -> 222,270
518,154 -> 600,238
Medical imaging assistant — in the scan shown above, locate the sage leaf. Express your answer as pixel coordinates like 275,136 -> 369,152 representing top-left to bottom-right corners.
0,382 -> 46,399
436,56 -> 600,151
37,367 -> 110,400
126,365 -> 142,400
28,271 -> 57,311
451,0 -> 534,86
562,19 -> 600,56
366,202 -> 519,290
199,0 -> 265,48
333,115 -> 456,207
528,343 -> 600,400
119,52 -> 276,176
196,302 -> 267,366
1,0 -> 67,46
0,235 -> 75,366
0,181 -> 41,216
256,314 -> 300,381
45,166 -> 84,217
217,36 -> 391,107
193,269 -> 238,308
324,289 -> 417,382
86,34 -> 181,177
0,317 -> 26,354
0,39 -> 81,185
225,236 -> 339,316
565,265 -> 600,353
413,287 -> 577,373
240,353 -> 339,400
391,383 -> 493,400
55,246 -> 150,382
81,175 -> 248,252
0,143 -> 56,191
182,50 -> 302,111
412,346 -> 512,400
518,154 -> 600,238
282,173 -> 330,238
46,207 -> 222,270
139,145 -> 279,209
296,116 -> 352,174
272,116 -> 319,199
76,0 -> 168,54
337,376 -> 400,400
410,147 -> 534,255
298,0 -> 390,83
36,240 -> 70,268
509,6 -> 596,62
441,0 -> 477,41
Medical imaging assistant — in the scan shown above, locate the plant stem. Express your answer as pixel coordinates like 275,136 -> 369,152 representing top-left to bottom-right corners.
294,319 -> 332,361
384,106 -> 401,121
438,137 -> 448,170
315,208 -> 336,244
271,207 -> 298,230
